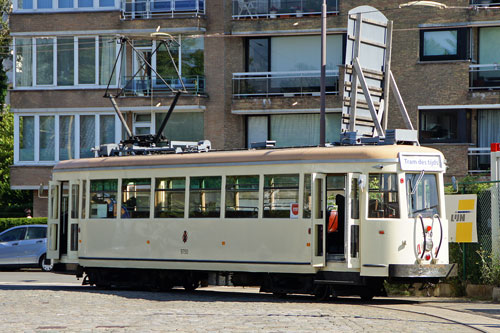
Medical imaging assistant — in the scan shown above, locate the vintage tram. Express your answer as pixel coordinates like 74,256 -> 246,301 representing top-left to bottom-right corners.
47,144 -> 455,299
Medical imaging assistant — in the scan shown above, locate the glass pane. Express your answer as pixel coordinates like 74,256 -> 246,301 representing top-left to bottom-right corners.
26,227 -> 46,239
155,177 -> 185,218
263,174 -> 299,218
181,37 -> 204,76
157,42 -> 179,77
50,185 -> 58,219
423,30 -> 458,57
122,178 -> 151,218
155,112 -> 203,141
225,175 -> 259,218
57,37 -> 74,86
406,173 -> 439,218
90,179 -> 118,218
248,38 -> 269,72
39,116 -> 55,161
19,116 -> 35,161
81,180 -> 87,219
36,38 -> 53,85
59,115 -> 75,160
189,176 -> 221,218
99,115 -> 115,144
247,116 -> 268,148
58,0 -> 73,8
78,38 -> 96,84
71,184 -> 79,219
351,178 -> 359,219
15,38 -> 32,87
368,174 -> 400,219
19,0 -> 34,9
419,110 -> 458,142
37,0 -> 52,8
100,0 -> 114,6
303,174 -> 311,218
78,0 -> 92,7
99,36 -> 116,85
80,115 -> 95,158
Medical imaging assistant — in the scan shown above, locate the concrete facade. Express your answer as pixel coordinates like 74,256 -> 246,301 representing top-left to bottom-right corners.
9,0 -> 500,215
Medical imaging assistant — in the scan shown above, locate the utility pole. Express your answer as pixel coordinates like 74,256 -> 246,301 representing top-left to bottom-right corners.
319,0 -> 327,147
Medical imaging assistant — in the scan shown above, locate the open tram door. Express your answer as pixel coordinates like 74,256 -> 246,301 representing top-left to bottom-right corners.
346,173 -> 361,269
312,173 -> 326,267
66,180 -> 81,261
47,181 -> 61,260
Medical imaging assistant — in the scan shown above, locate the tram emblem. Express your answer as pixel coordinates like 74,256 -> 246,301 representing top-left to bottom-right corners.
182,231 -> 188,243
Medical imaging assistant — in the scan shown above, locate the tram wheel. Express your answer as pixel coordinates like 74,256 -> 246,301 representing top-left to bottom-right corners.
183,280 -> 200,292
314,285 -> 331,301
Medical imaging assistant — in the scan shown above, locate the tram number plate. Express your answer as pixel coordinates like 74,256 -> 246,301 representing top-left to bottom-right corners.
181,249 -> 189,255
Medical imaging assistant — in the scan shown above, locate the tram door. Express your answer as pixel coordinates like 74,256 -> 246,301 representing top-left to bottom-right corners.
312,173 -> 326,267
325,174 -> 346,261
47,181 -> 59,260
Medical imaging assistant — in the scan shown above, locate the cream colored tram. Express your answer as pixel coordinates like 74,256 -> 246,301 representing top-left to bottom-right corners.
47,144 -> 455,299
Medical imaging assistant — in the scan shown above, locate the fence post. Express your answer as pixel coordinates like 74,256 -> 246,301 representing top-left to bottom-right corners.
491,150 -> 500,258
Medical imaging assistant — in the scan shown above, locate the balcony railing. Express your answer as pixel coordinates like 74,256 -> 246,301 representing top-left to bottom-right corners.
470,64 -> 500,90
470,0 -> 500,6
121,75 -> 205,96
468,147 -> 491,173
232,70 -> 339,98
121,0 -> 204,19
232,0 -> 338,19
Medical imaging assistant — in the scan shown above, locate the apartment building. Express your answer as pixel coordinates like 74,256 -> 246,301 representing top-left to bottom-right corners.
8,0 -> 500,216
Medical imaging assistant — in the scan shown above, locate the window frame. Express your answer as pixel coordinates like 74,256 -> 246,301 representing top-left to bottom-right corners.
419,28 -> 468,62
418,109 -> 471,144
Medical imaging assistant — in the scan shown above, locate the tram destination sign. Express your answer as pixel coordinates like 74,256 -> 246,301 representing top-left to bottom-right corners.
399,153 -> 444,172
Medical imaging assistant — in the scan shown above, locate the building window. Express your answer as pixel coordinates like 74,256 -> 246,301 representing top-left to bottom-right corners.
36,38 -> 54,85
57,37 -> 74,86
263,174 -> 299,218
39,116 -> 55,161
225,175 -> 259,218
78,38 -> 96,85
59,115 -> 75,160
247,114 -> 341,147
419,109 -> 471,144
420,28 -> 468,61
19,116 -> 34,161
99,115 -> 115,144
121,178 -> 151,218
90,179 -> 118,219
155,112 -> 204,141
80,115 -> 95,158
189,176 -> 221,218
155,177 -> 185,218
15,38 -> 32,87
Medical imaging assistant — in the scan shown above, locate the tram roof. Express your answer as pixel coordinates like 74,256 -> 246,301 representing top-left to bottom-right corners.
53,145 -> 442,172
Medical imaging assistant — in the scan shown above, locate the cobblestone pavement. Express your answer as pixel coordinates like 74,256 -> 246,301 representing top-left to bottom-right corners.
1,281 -> 500,332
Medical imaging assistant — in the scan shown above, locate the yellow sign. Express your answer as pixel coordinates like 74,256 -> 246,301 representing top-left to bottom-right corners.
445,194 -> 478,243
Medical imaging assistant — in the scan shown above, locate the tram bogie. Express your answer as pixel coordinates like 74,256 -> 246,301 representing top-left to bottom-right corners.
47,145 -> 456,299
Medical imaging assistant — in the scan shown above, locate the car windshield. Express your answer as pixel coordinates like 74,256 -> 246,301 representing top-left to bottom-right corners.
406,173 -> 439,217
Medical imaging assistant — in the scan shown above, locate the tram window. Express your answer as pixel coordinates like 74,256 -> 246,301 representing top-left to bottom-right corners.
225,175 -> 259,218
406,173 -> 439,218
189,176 -> 221,218
71,184 -> 79,219
368,174 -> 400,219
303,174 -> 311,218
90,179 -> 118,219
81,180 -> 86,219
351,178 -> 359,219
155,177 -> 185,218
263,174 -> 299,218
50,184 -> 58,219
121,178 -> 151,219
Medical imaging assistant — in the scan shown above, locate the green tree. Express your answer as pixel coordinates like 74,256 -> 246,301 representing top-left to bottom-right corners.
0,1 -> 32,215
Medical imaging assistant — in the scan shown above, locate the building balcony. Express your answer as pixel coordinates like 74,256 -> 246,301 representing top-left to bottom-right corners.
121,75 -> 205,96
468,147 -> 491,174
470,0 -> 500,6
470,64 -> 500,90
121,0 -> 204,19
232,0 -> 338,19
232,70 -> 339,98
